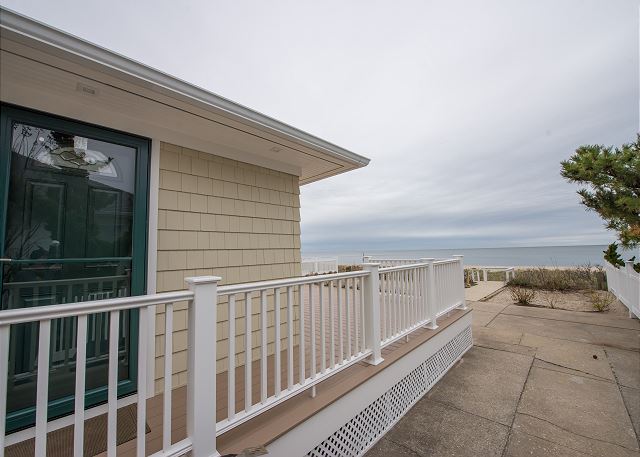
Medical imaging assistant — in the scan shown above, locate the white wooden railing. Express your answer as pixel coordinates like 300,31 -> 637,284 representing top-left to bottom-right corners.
468,267 -> 515,283
2,275 -> 131,388
1,257 -> 467,457
378,257 -> 465,347
364,256 -> 417,267
434,257 -> 467,316
301,257 -> 339,275
214,269 -> 372,435
0,286 -> 203,457
604,261 -> 639,319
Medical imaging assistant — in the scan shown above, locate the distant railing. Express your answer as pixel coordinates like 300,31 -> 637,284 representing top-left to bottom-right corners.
468,267 -> 515,283
301,258 -> 338,275
363,256 -> 417,267
604,261 -> 639,319
1,257 -> 467,456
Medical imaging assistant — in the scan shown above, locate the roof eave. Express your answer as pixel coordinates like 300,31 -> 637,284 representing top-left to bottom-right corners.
0,7 -> 370,171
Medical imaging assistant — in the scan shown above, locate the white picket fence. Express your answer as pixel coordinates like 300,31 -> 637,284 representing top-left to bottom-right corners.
0,257 -> 467,457
604,261 -> 640,319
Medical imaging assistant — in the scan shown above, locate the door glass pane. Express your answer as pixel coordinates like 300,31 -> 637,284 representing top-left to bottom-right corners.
1,121 -> 139,428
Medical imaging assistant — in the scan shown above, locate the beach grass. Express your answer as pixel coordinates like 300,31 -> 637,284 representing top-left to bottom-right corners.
507,265 -> 607,292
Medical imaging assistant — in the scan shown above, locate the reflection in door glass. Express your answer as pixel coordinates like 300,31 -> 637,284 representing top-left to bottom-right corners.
2,121 -> 138,428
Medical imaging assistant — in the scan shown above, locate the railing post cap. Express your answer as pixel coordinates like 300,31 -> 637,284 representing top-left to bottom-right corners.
185,276 -> 222,285
362,262 -> 381,269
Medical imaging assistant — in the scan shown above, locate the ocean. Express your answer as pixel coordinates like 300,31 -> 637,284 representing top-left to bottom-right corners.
301,245 -> 639,267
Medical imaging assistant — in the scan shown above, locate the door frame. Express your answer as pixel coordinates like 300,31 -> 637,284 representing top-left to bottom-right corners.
0,103 -> 150,431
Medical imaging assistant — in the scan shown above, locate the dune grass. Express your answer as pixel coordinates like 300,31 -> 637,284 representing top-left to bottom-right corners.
507,265 -> 607,292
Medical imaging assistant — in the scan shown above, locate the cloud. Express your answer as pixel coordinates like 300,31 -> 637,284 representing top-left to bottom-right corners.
3,0 -> 637,251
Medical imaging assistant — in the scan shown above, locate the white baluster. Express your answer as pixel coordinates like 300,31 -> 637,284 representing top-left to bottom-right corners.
354,277 -> 359,351
346,278 -> 352,358
0,325 -> 9,454
137,307 -> 148,457
338,279 -> 344,362
319,282 -> 325,373
380,274 -> 387,341
329,280 -> 335,368
424,259 -> 438,329
228,296 -> 236,419
286,287 -> 294,390
260,290 -> 267,404
73,315 -> 87,457
163,303 -> 173,451
107,311 -> 119,457
298,285 -> 305,384
244,292 -> 252,412
309,284 -> 316,381
274,288 -> 281,398
360,278 -> 366,354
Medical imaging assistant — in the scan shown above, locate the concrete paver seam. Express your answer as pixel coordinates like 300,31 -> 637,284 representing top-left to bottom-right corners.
533,358 -> 615,384
603,347 -> 640,448
500,352 -> 535,457
499,310 -> 640,332
516,411 -> 640,454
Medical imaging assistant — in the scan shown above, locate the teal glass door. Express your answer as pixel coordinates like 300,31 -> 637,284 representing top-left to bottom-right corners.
0,105 -> 149,432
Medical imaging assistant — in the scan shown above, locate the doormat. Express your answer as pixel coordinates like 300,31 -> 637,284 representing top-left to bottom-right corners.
5,403 -> 151,457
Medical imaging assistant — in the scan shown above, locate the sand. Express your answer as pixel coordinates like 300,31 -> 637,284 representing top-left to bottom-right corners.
486,288 -> 629,316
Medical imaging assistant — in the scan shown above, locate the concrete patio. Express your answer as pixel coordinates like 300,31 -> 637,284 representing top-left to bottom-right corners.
366,300 -> 640,457
464,280 -> 505,301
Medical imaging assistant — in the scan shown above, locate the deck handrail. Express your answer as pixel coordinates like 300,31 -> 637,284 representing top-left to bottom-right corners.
0,256 -> 467,456
0,290 -> 194,325
217,269 -> 368,295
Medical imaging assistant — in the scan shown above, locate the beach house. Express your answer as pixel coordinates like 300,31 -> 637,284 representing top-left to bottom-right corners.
0,8 -> 472,457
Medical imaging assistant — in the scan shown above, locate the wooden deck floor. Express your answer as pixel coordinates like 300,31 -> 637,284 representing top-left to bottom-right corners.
112,308 -> 467,457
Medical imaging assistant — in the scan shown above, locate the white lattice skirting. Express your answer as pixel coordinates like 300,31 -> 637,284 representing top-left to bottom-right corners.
266,312 -> 473,457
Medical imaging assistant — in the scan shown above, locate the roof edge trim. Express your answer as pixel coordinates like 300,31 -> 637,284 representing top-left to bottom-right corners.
0,7 -> 370,168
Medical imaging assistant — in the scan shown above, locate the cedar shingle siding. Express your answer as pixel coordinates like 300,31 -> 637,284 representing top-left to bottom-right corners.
154,142 -> 302,392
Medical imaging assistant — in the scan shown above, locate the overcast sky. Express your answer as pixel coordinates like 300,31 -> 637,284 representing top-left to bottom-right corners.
2,0 -> 638,252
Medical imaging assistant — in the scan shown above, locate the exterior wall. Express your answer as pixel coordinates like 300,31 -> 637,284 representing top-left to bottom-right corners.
154,142 -> 302,391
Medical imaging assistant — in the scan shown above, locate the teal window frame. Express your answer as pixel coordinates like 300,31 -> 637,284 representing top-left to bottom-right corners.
0,103 -> 150,432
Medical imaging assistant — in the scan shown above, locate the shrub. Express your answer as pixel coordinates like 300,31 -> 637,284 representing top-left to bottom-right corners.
589,291 -> 614,312
464,269 -> 477,288
507,266 -> 606,292
509,286 -> 536,305
543,295 -> 559,309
